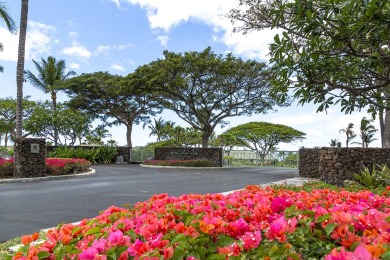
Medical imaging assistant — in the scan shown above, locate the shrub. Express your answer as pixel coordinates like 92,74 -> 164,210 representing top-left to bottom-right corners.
143,159 -> 218,167
0,158 -> 14,177
48,146 -> 98,163
46,158 -> 91,175
7,185 -> 390,259
49,146 -> 118,164
95,146 -> 117,164
344,164 -> 390,192
0,158 -> 91,177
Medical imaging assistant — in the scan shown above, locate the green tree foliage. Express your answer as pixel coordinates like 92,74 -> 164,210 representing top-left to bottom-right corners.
24,102 -> 92,146
222,122 -> 306,157
214,132 -> 245,150
148,117 -> 175,142
352,117 -> 378,147
0,1 -> 17,73
0,97 -> 36,146
63,72 -> 162,148
228,0 -> 390,145
339,123 -> 356,148
133,47 -> 280,148
24,56 -> 76,145
328,139 -> 339,148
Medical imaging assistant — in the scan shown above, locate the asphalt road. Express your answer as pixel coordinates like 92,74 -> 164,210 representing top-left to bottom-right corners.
0,165 -> 298,242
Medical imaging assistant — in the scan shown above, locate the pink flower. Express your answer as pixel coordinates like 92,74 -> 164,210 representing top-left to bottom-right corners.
240,231 -> 262,250
108,230 -> 124,246
324,245 -> 375,260
271,197 -> 292,213
79,247 -> 99,260
267,216 -> 289,243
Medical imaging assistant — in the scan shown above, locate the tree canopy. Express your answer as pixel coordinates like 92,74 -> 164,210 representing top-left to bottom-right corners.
0,97 -> 36,144
222,122 -> 306,156
24,101 -> 92,146
133,47 -> 281,148
228,0 -> 390,146
63,72 -> 162,148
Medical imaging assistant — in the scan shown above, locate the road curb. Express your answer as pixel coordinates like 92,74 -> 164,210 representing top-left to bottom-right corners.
0,169 -> 96,184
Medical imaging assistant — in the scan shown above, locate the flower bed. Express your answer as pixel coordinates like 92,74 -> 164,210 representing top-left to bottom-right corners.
0,158 -> 91,178
8,185 -> 390,259
143,159 -> 218,167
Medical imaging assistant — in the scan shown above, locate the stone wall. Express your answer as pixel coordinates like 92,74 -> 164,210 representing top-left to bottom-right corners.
299,148 -> 390,186
14,138 -> 46,178
155,147 -> 223,167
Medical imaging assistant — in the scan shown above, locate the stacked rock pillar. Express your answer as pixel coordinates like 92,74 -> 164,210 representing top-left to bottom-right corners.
14,138 -> 46,178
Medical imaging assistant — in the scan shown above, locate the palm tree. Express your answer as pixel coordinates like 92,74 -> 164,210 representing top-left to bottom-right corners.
0,1 -> 17,73
15,0 -> 28,178
24,56 -> 76,145
352,117 -> 378,148
15,0 -> 28,139
148,117 -> 175,142
339,123 -> 356,148
329,139 -> 339,147
24,56 -> 76,111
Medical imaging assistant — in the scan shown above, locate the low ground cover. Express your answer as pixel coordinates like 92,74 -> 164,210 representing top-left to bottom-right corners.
5,182 -> 390,259
143,160 -> 218,167
0,158 -> 91,178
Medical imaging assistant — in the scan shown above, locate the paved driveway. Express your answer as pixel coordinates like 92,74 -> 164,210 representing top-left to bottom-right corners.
0,165 -> 298,242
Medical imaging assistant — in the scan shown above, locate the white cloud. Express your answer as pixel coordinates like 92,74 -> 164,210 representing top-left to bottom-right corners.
117,0 -> 278,60
0,21 -> 56,61
110,0 -> 122,9
95,43 -> 134,55
62,42 -> 91,60
69,63 -> 80,69
111,64 -> 125,71
157,35 -> 168,47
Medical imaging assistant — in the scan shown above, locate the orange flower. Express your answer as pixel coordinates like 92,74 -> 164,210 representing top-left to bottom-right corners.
21,235 -> 33,245
31,232 -> 39,241
365,244 -> 386,258
199,221 -> 215,234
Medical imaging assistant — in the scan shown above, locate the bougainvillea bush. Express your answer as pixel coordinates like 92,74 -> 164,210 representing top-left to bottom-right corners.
143,160 -> 218,167
0,158 -> 91,177
8,185 -> 390,259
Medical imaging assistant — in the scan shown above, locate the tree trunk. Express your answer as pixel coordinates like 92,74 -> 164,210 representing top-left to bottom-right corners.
14,0 -> 29,178
15,0 -> 28,139
52,91 -> 59,146
202,130 -> 211,148
384,110 -> 390,148
379,108 -> 385,147
126,124 -> 133,149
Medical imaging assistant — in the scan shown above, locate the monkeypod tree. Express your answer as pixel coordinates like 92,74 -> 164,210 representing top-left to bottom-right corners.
223,122 -> 306,158
0,97 -> 37,144
228,0 -> 390,146
63,72 -> 162,148
133,47 -> 281,148
24,102 -> 92,146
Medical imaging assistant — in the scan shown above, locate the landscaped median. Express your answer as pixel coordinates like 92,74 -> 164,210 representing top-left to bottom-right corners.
4,182 -> 390,259
0,158 -> 92,178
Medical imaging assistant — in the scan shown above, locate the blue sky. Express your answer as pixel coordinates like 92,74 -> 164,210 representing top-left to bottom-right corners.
0,0 -> 382,149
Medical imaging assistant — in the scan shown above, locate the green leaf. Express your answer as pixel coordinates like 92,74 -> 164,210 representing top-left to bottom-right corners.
206,254 -> 226,260
274,34 -> 281,44
171,234 -> 187,244
84,227 -> 101,236
381,251 -> 390,260
173,247 -> 185,260
316,214 -> 331,223
325,223 -> 337,236
37,251 -> 51,259
216,236 -> 235,247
